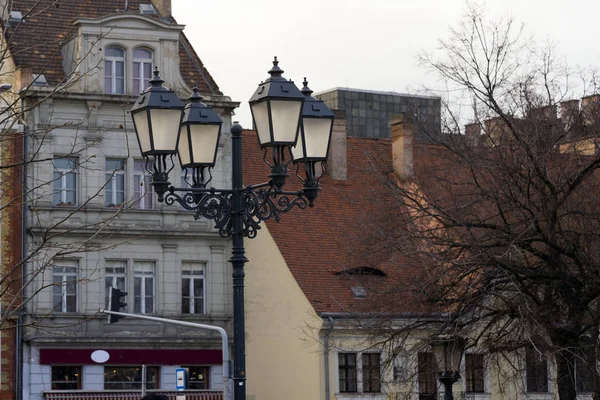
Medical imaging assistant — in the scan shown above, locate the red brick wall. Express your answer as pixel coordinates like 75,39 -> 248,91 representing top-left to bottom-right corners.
1,132 -> 24,400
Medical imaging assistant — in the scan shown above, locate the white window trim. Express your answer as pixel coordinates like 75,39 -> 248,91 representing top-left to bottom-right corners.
52,261 -> 78,313
133,49 -> 153,96
105,48 -> 125,94
134,262 -> 155,314
54,159 -> 77,205
133,160 -> 154,210
105,159 -> 126,206
182,264 -> 205,315
105,261 -> 127,309
335,349 -> 385,398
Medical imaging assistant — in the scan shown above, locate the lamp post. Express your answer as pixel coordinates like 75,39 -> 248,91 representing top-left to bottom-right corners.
430,336 -> 466,400
131,58 -> 333,400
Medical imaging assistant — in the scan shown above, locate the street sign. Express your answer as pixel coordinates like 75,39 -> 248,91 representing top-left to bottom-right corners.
176,396 -> 185,400
176,368 -> 186,391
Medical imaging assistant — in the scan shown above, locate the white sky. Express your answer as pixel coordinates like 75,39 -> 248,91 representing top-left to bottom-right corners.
172,0 -> 600,128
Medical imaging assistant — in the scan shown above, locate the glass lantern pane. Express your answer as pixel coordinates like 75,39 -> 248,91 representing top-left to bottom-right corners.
270,100 -> 302,144
150,109 -> 182,152
299,118 -> 332,159
133,111 -> 151,153
190,124 -> 219,165
250,101 -> 271,145
178,126 -> 191,166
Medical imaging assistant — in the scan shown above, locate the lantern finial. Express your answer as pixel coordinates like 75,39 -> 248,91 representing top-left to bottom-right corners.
189,84 -> 204,103
301,77 -> 314,97
266,56 -> 284,82
149,67 -> 165,87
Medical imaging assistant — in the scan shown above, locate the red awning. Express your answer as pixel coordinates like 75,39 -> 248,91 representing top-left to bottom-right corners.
39,349 -> 222,365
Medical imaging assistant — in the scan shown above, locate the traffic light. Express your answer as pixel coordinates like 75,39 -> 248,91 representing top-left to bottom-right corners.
108,286 -> 127,324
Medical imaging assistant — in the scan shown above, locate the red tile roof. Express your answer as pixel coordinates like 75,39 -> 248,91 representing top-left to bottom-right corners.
242,130 -> 430,314
7,0 -> 221,94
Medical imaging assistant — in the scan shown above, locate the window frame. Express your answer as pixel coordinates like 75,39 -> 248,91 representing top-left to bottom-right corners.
464,353 -> 485,393
105,158 -> 126,207
134,261 -> 155,314
181,263 -> 205,315
104,366 -> 159,390
52,261 -> 78,313
362,352 -> 381,393
525,347 -> 549,393
418,352 -> 438,400
105,260 -> 127,310
52,157 -> 78,206
183,366 -> 210,390
338,352 -> 358,393
132,47 -> 153,96
133,159 -> 154,210
51,366 -> 82,390
104,46 -> 125,94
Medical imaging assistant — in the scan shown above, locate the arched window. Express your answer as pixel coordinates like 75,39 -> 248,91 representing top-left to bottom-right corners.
104,47 -> 125,94
133,48 -> 153,96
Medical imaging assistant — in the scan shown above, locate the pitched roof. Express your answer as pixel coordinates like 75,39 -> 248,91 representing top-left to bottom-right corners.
6,0 -> 221,94
242,131 -> 430,314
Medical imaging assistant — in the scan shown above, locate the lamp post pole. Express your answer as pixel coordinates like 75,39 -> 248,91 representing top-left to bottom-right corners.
230,124 -> 248,400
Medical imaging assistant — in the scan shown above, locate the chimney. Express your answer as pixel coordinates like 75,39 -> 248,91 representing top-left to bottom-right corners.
391,113 -> 414,180
150,0 -> 171,17
560,99 -> 580,133
581,95 -> 600,126
464,122 -> 482,146
327,110 -> 348,180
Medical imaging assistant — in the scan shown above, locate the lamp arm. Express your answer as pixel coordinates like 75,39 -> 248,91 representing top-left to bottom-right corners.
161,183 -> 310,238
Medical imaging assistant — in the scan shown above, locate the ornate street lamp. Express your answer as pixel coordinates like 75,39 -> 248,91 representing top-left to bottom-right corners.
430,336 -> 466,400
130,58 -> 333,400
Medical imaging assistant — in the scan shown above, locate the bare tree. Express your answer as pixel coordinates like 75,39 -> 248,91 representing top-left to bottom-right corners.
0,0 -> 140,331
351,6 -> 600,400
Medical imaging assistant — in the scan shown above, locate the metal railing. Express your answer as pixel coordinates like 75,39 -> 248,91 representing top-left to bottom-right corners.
43,390 -> 223,400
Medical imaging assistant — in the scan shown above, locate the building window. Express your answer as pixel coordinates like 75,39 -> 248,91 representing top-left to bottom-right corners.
52,158 -> 77,205
465,353 -> 485,393
134,160 -> 154,209
526,347 -> 548,393
134,261 -> 154,314
183,366 -> 210,389
52,261 -> 78,313
182,263 -> 205,314
338,353 -> 357,393
104,47 -> 125,94
105,260 -> 127,309
104,366 -> 159,389
133,48 -> 153,96
418,352 -> 437,400
105,159 -> 126,206
51,366 -> 81,390
362,353 -> 381,393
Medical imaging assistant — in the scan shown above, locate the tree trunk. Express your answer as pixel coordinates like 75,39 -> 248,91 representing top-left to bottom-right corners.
556,347 -> 577,400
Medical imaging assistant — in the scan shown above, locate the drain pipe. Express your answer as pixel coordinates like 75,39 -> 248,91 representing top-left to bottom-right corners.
324,316 -> 334,400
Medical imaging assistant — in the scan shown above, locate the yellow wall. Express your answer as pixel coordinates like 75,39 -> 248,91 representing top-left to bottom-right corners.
245,224 -> 324,400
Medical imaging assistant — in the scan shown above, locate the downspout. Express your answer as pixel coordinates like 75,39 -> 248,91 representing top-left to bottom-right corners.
16,98 -> 28,400
324,316 -> 334,400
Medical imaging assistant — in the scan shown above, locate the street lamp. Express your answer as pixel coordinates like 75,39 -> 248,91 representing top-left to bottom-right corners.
430,336 -> 466,400
130,58 -> 333,400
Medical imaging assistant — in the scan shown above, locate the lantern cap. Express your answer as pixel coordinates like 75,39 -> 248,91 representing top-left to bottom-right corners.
301,77 -> 335,119
248,57 -> 305,104
181,85 -> 222,126
189,84 -> 204,103
130,67 -> 184,114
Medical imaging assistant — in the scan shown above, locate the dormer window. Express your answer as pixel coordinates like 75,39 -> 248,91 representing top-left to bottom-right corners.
104,47 -> 125,94
133,48 -> 153,96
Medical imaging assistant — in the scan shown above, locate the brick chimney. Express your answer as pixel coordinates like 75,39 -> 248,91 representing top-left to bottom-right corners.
327,110 -> 348,180
581,95 -> 600,126
391,113 -> 414,180
560,99 -> 580,132
150,0 -> 171,17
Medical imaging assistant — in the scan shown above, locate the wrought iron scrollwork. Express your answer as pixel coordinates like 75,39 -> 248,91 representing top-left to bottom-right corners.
164,184 -> 309,239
